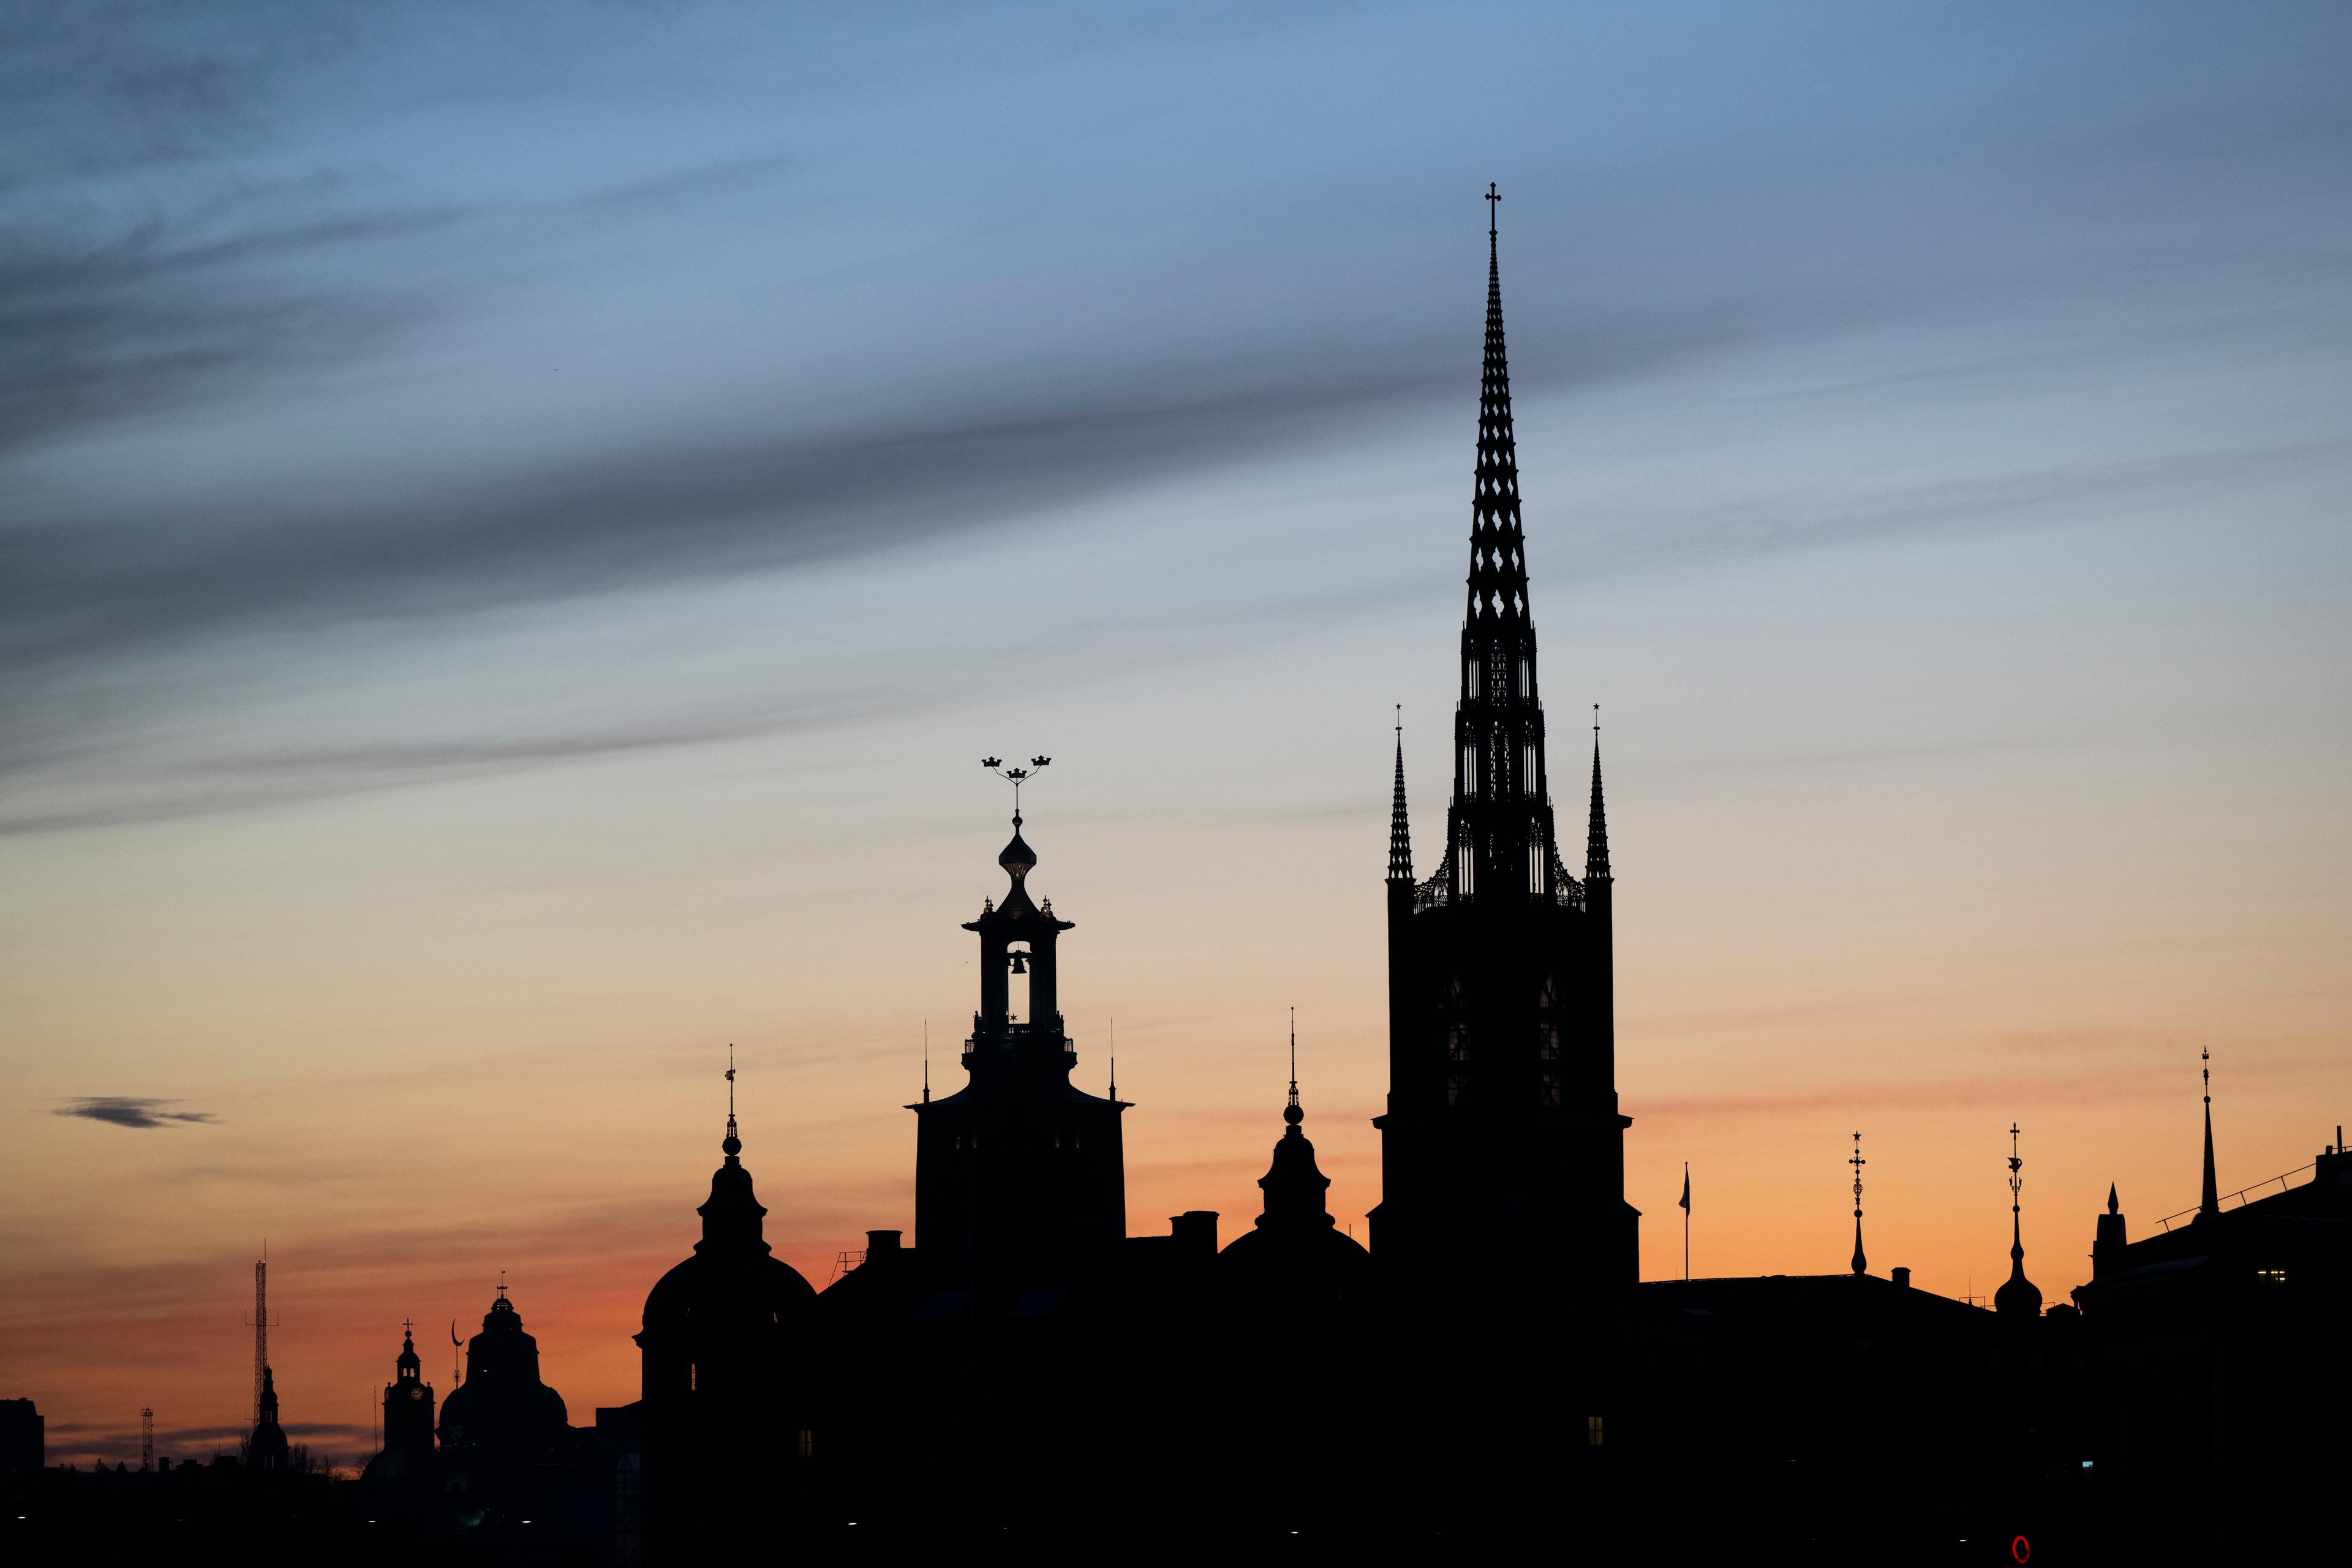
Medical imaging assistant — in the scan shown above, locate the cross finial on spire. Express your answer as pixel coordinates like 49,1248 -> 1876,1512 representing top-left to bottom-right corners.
1485,181 -> 1500,238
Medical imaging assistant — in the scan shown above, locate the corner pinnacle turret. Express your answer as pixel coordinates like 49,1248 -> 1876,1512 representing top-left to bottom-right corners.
1388,711 -> 1414,884
1586,714 -> 1610,883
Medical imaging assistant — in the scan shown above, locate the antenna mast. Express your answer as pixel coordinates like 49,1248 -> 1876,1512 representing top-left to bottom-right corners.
140,1408 -> 154,1472
242,1243 -> 280,1426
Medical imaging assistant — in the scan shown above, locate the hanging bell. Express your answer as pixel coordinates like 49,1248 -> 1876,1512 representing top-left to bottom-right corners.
1008,950 -> 1029,974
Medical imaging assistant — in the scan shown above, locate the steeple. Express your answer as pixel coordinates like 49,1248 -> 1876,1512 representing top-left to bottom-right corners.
1996,1121 -> 2042,1317
1586,714 -> 1610,881
914,759 -> 1126,1257
247,1363 -> 290,1469
1368,187 -> 1640,1310
2199,1049 -> 2220,1220
1444,181 -> 1562,904
1388,710 -> 1414,884
395,1321 -> 421,1382
698,1053 -> 771,1257
1257,1011 -> 1333,1232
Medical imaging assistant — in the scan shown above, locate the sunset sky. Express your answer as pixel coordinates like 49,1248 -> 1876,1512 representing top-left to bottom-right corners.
5,1 -> 2348,1471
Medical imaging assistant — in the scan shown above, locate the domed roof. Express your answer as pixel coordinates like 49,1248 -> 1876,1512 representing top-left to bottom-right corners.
640,1123 -> 815,1335
1210,1219 -> 1376,1313
1206,1088 -> 1377,1312
436,1290 -> 569,1450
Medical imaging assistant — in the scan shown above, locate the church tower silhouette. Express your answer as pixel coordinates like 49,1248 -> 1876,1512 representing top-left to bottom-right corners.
912,784 -> 1127,1261
1371,188 -> 1639,1313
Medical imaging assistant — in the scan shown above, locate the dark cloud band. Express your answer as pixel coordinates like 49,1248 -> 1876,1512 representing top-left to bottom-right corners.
56,1096 -> 217,1129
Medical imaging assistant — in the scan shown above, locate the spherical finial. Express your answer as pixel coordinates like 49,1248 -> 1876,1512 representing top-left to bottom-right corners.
722,1131 -> 741,1158
1283,1101 -> 1303,1128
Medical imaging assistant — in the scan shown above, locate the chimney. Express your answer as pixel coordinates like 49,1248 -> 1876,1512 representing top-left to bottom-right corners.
1891,1267 -> 1910,1290
865,1229 -> 902,1257
1170,1211 -> 1218,1257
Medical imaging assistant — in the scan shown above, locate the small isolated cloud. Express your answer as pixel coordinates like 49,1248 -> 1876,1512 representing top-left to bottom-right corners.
55,1096 -> 217,1129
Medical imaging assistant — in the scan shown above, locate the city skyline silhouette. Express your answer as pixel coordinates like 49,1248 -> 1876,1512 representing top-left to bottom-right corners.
2,7 -> 2346,1518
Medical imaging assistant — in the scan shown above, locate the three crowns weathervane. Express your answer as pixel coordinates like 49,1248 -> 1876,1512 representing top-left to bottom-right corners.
981,755 -> 1052,824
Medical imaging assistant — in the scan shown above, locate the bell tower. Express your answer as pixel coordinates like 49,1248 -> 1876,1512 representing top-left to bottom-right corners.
913,758 -> 1127,1264
382,1321 -> 435,1453
1371,189 -> 1639,1310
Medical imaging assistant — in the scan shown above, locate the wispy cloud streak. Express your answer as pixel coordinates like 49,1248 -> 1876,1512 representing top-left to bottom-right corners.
55,1096 -> 218,1129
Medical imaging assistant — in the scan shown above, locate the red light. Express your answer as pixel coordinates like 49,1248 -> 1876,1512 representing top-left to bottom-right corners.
2011,1536 -> 2031,1564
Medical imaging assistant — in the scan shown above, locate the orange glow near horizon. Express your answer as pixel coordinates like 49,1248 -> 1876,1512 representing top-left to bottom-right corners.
6,664 -> 2343,1469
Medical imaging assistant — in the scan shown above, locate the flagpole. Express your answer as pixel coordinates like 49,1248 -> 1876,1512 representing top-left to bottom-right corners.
1682,1161 -> 1691,1281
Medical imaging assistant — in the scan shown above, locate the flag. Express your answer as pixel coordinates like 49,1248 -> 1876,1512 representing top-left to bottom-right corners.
1679,1166 -> 1690,1212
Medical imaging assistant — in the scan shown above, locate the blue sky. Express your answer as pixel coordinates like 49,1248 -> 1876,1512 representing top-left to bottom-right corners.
3,0 -> 2349,1463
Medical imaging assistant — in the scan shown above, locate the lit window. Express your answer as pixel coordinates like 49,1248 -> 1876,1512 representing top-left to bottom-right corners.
2256,1267 -> 2287,1288
1586,1415 -> 1604,1447
1539,1073 -> 1562,1107
797,1429 -> 814,1458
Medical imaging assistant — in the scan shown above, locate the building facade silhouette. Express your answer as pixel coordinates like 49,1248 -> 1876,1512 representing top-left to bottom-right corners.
287,198 -> 2349,1567
610,202 -> 2102,1565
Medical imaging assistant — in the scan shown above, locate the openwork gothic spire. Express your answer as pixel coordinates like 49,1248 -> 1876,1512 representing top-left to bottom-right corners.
1466,181 -> 1529,635
1445,183 -> 1563,903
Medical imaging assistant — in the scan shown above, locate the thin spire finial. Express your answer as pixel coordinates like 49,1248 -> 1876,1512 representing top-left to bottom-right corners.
1289,1008 -> 1298,1105
1485,180 -> 1499,240
1849,1131 -> 1868,1276
1997,1120 -> 2043,1315
722,1044 -> 741,1160
922,1020 -> 930,1104
1108,1017 -> 1117,1102
2199,1047 -> 2220,1219
1284,1008 -> 1302,1128
2008,1121 -> 2026,1261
